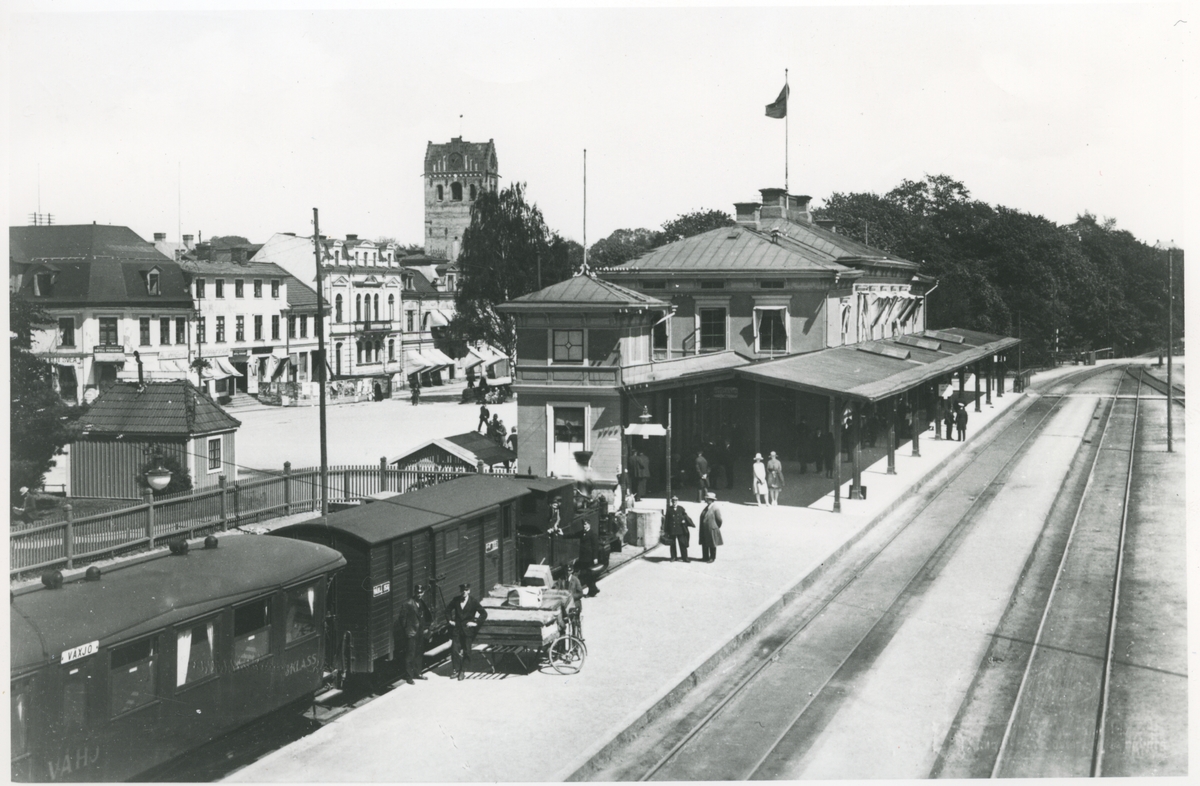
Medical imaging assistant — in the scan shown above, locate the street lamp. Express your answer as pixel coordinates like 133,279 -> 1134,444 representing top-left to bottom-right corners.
143,444 -> 173,492
1154,240 -> 1181,453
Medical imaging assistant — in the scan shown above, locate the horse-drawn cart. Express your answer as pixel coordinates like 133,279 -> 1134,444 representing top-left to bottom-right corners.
474,584 -> 586,674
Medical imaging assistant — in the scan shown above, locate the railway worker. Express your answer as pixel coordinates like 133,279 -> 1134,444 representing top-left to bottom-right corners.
395,584 -> 432,685
698,491 -> 724,563
752,454 -> 768,506
477,402 -> 490,434
955,402 -> 969,442
547,496 -> 564,536
766,451 -> 784,507
571,521 -> 602,597
664,495 -> 694,562
695,450 -> 711,503
944,404 -> 956,441
445,583 -> 488,680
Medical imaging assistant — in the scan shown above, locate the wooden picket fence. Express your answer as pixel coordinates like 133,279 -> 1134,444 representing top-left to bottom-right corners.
9,461 -> 502,577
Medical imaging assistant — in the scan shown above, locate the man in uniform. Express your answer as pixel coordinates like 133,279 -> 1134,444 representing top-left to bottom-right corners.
664,495 -> 694,562
955,402 -> 969,441
395,584 -> 432,684
699,491 -> 724,562
445,583 -> 488,680
570,521 -> 603,596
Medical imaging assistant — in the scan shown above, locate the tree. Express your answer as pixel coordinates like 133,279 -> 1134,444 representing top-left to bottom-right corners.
451,183 -> 573,358
587,227 -> 662,269
207,235 -> 252,249
659,209 -> 734,244
10,298 -> 83,497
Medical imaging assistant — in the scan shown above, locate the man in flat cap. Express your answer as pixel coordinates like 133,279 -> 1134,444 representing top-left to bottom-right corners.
445,583 -> 488,680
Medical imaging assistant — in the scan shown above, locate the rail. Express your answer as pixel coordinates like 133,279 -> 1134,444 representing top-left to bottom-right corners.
10,461 -> 477,576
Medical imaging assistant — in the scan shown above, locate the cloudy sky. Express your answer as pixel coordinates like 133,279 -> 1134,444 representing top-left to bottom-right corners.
7,2 -> 1194,251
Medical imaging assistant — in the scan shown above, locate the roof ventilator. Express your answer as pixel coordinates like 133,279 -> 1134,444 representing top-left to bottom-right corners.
856,344 -> 912,361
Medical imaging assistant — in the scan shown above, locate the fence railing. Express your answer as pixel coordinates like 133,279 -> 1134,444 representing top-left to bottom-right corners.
9,460 -> 497,577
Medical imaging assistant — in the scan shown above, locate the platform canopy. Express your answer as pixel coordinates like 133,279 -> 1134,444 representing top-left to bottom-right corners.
737,328 -> 1019,403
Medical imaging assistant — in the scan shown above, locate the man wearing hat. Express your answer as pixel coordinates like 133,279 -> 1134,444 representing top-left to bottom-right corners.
698,491 -> 724,562
445,583 -> 488,680
395,584 -> 432,684
664,495 -> 695,562
569,520 -> 602,597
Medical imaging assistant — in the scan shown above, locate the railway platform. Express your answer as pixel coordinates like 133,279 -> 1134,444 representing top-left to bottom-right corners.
230,378 -> 1032,782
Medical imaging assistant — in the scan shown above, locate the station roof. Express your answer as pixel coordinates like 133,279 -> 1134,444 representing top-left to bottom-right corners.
607,225 -> 853,275
621,350 -> 752,390
501,272 -> 670,311
11,535 -> 345,673
276,474 -> 553,546
737,328 -> 1019,403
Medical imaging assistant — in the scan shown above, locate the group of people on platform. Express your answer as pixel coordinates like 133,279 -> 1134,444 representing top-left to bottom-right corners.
662,492 -> 723,563
393,581 -> 488,684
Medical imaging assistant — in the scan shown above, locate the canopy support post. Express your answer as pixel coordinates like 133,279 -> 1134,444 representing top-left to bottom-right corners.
910,388 -> 921,458
886,397 -> 897,475
831,395 -> 841,513
850,400 -> 863,500
986,358 -> 993,406
975,362 -> 982,412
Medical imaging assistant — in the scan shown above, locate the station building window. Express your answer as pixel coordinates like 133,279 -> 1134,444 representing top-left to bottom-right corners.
698,308 -> 727,352
755,307 -> 788,354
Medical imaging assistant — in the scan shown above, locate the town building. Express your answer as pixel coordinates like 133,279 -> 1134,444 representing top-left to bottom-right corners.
69,378 -> 240,498
180,248 -> 292,401
9,224 -> 196,403
396,253 -> 460,385
424,137 -> 499,262
502,188 -> 1018,507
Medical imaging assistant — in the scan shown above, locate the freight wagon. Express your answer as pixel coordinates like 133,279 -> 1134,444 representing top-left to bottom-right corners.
271,473 -> 611,685
9,535 -> 346,782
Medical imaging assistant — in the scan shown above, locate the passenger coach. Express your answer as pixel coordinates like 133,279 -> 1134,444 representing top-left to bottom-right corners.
10,535 -> 346,782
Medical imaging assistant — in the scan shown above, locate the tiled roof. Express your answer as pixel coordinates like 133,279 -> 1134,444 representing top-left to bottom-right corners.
78,380 -> 240,436
425,137 -> 498,176
10,224 -> 192,307
504,272 -> 670,308
285,276 -> 321,310
608,225 -> 853,275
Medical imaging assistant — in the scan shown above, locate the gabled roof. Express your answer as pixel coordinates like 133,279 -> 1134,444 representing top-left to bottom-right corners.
10,224 -> 192,307
608,225 -> 853,275
78,380 -> 240,437
389,432 -> 516,468
502,272 -> 670,310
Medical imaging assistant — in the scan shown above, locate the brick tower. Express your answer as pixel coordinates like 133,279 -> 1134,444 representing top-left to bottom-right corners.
424,137 -> 499,261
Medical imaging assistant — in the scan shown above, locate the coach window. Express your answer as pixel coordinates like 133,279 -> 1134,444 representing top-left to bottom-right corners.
12,677 -> 32,762
175,619 -> 216,688
285,583 -> 318,645
233,598 -> 272,667
110,638 -> 159,717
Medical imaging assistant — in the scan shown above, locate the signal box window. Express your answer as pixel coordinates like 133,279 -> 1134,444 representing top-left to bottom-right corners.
285,584 -> 318,644
110,638 -> 158,716
698,308 -> 727,352
552,330 -> 584,363
176,620 -> 216,687
233,599 -> 272,667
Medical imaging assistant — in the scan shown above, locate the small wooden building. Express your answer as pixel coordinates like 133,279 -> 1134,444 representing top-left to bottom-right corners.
389,431 -> 517,474
70,380 -> 240,498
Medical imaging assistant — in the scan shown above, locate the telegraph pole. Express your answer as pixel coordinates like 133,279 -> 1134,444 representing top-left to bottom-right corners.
313,209 -> 329,515
1167,244 -> 1174,452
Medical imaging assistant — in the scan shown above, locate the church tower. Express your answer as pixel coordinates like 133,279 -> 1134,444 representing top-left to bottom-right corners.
424,137 -> 499,261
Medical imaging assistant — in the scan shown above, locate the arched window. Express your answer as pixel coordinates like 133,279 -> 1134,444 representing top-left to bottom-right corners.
388,294 -> 395,320
469,184 -> 477,200
335,294 -> 343,323
355,294 -> 362,322
335,343 -> 343,376
436,184 -> 444,201
451,182 -> 463,201
374,294 -> 380,321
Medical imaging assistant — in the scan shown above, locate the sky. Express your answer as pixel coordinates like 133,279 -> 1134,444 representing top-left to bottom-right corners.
7,2 -> 1195,252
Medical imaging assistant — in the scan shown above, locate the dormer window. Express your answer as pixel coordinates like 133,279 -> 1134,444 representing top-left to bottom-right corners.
34,272 -> 56,297
145,268 -> 161,296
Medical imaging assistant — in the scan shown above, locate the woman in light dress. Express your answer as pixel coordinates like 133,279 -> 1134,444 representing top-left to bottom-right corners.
765,450 -> 784,506
752,453 -> 768,506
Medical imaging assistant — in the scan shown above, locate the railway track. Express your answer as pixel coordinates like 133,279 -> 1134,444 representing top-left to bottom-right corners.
609,364 -> 1123,782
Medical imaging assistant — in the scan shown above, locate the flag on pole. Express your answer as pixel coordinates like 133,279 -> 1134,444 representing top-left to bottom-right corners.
765,83 -> 789,118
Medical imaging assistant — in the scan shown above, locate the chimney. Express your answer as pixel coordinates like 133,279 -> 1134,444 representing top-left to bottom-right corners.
346,234 -> 358,241
758,188 -> 788,219
734,202 -> 761,230
182,234 -> 195,249
134,350 -> 144,387
788,195 -> 814,224
154,232 -> 167,242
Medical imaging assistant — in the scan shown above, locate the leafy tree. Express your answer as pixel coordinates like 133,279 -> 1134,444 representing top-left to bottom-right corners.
659,209 -> 734,244
451,183 -> 573,357
10,298 -> 83,498
588,227 -> 663,269
207,235 -> 252,249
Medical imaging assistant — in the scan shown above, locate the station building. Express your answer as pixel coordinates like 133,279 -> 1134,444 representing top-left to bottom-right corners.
501,188 -> 1019,508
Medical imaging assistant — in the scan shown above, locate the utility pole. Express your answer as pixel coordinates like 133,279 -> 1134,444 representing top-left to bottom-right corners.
313,209 -> 329,515
664,397 -> 673,519
582,149 -> 588,272
1167,244 -> 1174,453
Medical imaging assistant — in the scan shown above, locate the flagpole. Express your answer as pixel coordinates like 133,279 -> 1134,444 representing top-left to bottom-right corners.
784,68 -> 789,193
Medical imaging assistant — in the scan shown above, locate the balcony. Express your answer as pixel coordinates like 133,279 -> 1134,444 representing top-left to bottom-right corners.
514,364 -> 621,388
93,344 -> 127,362
353,319 -> 395,333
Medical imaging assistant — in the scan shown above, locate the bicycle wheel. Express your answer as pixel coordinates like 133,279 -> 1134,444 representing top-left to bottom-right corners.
548,635 -> 586,674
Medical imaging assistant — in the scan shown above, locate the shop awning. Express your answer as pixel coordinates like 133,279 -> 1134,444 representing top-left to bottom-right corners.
737,328 -> 1019,403
199,357 -> 241,381
424,347 -> 457,367
426,309 -> 450,328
